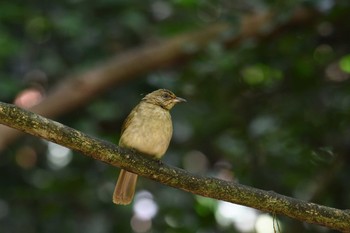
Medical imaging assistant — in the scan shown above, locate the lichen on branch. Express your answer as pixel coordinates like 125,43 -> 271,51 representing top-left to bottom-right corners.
0,102 -> 349,232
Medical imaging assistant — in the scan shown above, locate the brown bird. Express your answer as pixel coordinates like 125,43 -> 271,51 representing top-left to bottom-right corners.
113,89 -> 186,205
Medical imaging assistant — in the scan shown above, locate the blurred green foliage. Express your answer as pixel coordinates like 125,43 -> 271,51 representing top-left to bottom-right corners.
1,0 -> 350,233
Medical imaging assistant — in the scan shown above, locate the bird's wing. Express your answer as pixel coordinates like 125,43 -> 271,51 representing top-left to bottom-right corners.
120,104 -> 139,135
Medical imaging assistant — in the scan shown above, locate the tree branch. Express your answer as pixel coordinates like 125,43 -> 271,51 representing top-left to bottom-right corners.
0,102 -> 349,231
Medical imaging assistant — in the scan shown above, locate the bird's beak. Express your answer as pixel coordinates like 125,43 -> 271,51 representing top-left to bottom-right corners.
174,96 -> 187,103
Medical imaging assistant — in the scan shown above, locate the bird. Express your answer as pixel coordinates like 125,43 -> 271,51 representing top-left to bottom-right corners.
113,89 -> 186,205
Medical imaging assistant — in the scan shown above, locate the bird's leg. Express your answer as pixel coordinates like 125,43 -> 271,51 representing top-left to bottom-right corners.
157,159 -> 163,166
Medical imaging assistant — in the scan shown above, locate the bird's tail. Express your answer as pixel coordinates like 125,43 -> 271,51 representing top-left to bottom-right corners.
113,169 -> 138,205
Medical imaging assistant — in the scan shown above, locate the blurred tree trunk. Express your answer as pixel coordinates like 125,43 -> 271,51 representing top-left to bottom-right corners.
0,8 -> 314,150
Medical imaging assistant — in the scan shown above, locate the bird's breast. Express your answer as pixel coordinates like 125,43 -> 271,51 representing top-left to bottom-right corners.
119,104 -> 173,159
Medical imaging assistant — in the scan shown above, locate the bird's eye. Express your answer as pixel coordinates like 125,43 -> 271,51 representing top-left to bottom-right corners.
162,93 -> 171,99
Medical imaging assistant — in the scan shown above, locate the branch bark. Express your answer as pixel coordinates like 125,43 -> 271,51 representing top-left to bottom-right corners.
0,7 -> 316,150
0,102 -> 349,232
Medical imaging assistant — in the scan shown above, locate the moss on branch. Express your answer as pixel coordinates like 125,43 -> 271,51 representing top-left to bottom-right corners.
0,102 -> 349,231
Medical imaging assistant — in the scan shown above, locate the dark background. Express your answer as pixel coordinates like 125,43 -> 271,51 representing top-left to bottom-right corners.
0,0 -> 350,232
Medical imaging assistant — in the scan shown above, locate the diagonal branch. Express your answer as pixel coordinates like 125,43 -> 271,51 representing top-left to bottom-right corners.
0,8 -> 316,150
0,102 -> 349,231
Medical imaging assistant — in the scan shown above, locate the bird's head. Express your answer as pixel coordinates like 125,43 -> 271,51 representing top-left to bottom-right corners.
142,89 -> 186,110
